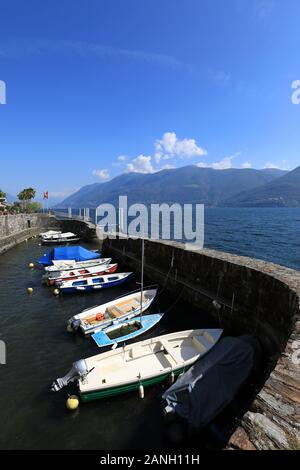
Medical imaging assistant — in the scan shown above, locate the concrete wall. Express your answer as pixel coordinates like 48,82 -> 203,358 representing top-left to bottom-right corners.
102,235 -> 300,450
0,214 -> 59,254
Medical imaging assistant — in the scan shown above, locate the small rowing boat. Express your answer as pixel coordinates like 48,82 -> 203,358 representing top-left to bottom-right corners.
51,329 -> 223,402
59,272 -> 133,294
43,263 -> 118,285
44,258 -> 111,273
91,313 -> 164,349
41,232 -> 80,245
67,288 -> 157,334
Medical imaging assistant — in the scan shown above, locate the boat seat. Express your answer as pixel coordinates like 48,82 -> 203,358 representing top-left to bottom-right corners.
106,306 -> 124,318
127,344 -> 152,360
192,336 -> 206,354
159,340 -> 179,365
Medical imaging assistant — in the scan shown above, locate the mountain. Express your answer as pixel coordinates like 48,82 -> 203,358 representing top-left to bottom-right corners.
225,166 -> 300,207
57,166 -> 288,208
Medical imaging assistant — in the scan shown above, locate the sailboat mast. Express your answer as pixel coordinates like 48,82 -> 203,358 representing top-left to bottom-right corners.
140,237 -> 144,321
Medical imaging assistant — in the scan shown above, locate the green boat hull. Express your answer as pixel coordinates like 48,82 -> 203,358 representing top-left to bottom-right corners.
80,367 -> 186,402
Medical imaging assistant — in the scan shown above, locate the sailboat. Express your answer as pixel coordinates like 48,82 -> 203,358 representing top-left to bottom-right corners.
51,329 -> 223,402
43,263 -> 118,286
67,288 -> 158,334
92,237 -> 163,348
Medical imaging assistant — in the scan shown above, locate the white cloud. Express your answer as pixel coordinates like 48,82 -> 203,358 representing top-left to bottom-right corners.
197,153 -> 240,170
49,188 -> 80,198
155,132 -> 207,161
241,161 -> 252,169
263,162 -> 278,169
254,1 -> 275,22
264,160 -> 290,171
92,169 -> 110,181
0,40 -> 189,71
126,155 -> 154,174
207,69 -> 231,87
160,164 -> 176,170
117,155 -> 128,161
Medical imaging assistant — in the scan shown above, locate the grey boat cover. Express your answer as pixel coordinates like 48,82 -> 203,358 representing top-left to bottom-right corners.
162,335 -> 261,430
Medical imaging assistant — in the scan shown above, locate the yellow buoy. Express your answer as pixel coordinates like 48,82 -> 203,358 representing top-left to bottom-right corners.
53,289 -> 60,296
66,395 -> 79,411
139,384 -> 145,399
27,287 -> 33,294
66,324 -> 73,333
28,262 -> 35,269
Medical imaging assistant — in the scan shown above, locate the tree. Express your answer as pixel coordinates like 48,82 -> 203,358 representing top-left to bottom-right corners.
0,190 -> 6,199
26,202 -> 42,213
17,188 -> 37,211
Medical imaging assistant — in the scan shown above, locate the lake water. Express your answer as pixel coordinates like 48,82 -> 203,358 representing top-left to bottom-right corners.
0,239 -> 218,450
58,207 -> 300,271
1,207 -> 298,450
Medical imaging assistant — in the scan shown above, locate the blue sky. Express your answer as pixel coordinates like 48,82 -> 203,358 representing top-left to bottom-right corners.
0,0 -> 300,202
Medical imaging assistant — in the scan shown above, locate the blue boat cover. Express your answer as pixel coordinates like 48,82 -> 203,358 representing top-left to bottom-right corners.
162,335 -> 261,430
38,246 -> 101,266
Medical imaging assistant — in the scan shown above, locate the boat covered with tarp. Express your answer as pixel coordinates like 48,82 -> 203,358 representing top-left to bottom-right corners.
162,335 -> 261,430
38,246 -> 101,266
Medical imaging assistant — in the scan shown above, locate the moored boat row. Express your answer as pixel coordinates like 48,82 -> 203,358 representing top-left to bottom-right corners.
34,232 -> 223,409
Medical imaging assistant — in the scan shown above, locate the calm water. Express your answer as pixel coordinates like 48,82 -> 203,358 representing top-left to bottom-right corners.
60,207 -> 300,271
205,208 -> 300,271
1,207 -> 298,449
0,239 -> 216,450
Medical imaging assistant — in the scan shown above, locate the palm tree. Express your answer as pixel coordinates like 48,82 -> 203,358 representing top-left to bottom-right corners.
0,190 -> 6,199
18,188 -> 36,211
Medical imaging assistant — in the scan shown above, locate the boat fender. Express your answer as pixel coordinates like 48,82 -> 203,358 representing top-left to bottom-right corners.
139,384 -> 144,399
66,395 -> 79,411
169,371 -> 175,385
96,312 -> 105,322
53,289 -> 60,296
51,359 -> 88,392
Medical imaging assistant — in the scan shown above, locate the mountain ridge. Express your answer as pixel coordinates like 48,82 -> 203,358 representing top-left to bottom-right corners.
57,166 -> 291,208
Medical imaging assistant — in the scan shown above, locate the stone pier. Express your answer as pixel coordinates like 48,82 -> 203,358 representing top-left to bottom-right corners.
102,235 -> 300,450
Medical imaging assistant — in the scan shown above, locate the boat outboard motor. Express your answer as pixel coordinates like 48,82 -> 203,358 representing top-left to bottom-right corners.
51,359 -> 88,392
68,318 -> 81,332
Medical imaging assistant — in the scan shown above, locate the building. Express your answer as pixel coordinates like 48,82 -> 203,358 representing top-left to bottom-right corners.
0,197 -> 8,212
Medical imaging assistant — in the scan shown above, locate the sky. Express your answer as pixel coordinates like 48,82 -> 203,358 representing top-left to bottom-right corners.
0,0 -> 300,203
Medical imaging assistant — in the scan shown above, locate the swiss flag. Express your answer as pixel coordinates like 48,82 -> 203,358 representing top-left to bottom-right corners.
43,191 -> 49,200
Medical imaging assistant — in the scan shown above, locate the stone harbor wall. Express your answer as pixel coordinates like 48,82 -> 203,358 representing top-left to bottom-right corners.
102,235 -> 300,450
57,218 -> 98,242
0,213 -> 59,254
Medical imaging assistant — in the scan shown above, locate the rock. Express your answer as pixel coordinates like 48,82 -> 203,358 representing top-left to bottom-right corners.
229,427 -> 256,450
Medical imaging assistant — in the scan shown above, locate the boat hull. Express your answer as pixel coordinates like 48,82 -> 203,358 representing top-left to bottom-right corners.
80,367 -> 184,402
48,264 -> 118,286
60,274 -> 132,294
41,237 -> 80,245
92,313 -> 164,348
